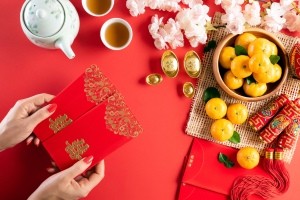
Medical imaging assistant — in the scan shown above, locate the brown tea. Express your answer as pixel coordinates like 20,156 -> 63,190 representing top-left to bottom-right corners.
105,22 -> 130,48
86,0 -> 112,15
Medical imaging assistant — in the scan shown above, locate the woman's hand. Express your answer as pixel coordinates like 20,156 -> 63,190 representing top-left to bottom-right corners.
0,93 -> 56,151
28,157 -> 105,200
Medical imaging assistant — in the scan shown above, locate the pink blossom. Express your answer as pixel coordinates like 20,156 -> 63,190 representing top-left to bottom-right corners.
126,0 -> 147,16
284,11 -> 300,32
243,1 -> 261,26
154,37 -> 168,50
182,0 -> 203,7
148,15 -> 184,50
225,19 -> 245,34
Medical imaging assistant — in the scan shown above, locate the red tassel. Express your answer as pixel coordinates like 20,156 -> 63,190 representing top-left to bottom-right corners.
262,148 -> 277,178
262,148 -> 290,194
273,148 -> 290,194
231,148 -> 277,200
231,148 -> 290,199
231,175 -> 277,200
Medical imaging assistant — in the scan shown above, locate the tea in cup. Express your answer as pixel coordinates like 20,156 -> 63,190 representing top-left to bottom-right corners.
82,0 -> 114,17
100,18 -> 133,50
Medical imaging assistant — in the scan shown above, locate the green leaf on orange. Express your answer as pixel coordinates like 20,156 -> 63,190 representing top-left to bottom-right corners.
270,55 -> 280,64
203,87 -> 220,103
218,152 -> 235,168
235,45 -> 248,56
229,131 -> 241,144
246,76 -> 256,85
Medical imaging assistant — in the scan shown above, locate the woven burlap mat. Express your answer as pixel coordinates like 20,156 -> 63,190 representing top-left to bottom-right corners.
186,12 -> 300,163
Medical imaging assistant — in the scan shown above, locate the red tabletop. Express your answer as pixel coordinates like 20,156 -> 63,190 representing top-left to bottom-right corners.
0,1 -> 299,200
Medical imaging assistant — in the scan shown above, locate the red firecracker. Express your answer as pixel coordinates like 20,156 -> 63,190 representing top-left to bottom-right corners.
290,43 -> 300,79
259,101 -> 300,143
249,94 -> 290,131
278,117 -> 300,149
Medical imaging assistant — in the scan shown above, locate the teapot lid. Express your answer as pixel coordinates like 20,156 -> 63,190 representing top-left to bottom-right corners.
23,0 -> 65,37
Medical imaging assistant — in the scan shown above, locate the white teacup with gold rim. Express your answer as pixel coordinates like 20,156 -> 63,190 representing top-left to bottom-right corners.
82,0 -> 114,17
100,18 -> 133,50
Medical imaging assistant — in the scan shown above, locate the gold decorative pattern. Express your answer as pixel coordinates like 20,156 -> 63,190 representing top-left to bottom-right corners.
84,65 -> 116,104
49,114 -> 73,133
65,139 -> 90,160
84,65 -> 142,138
105,92 -> 143,137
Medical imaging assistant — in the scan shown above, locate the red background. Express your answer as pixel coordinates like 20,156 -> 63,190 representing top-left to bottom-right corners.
0,1 -> 299,199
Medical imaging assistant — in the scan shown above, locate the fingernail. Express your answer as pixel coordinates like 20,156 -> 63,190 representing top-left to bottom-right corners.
26,137 -> 34,145
47,104 -> 57,113
46,167 -> 56,173
83,156 -> 94,164
34,139 -> 40,147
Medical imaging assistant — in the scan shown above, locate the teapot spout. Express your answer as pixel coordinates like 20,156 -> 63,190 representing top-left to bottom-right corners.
55,39 -> 75,59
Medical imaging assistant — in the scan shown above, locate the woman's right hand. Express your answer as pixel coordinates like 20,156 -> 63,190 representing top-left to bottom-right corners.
28,157 -> 105,200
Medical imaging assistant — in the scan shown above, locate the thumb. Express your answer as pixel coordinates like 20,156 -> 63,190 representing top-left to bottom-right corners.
63,156 -> 94,178
26,104 -> 57,130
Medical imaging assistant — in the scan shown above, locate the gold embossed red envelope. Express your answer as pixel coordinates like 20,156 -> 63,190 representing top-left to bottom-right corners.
34,65 -> 142,170
178,138 -> 269,200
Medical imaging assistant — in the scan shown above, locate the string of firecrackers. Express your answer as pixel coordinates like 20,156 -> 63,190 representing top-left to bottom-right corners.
126,0 -> 300,50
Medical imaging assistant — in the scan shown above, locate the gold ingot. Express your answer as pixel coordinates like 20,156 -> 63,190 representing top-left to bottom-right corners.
161,50 -> 179,78
183,82 -> 195,98
184,50 -> 201,78
145,73 -> 163,85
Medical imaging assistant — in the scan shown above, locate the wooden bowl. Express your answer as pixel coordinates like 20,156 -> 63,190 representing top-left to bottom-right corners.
212,28 -> 289,102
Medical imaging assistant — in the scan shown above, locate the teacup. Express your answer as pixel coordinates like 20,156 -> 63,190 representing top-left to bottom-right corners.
82,0 -> 114,17
100,18 -> 133,50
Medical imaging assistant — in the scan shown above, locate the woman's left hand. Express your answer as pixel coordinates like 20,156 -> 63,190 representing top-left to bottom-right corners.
0,93 -> 56,151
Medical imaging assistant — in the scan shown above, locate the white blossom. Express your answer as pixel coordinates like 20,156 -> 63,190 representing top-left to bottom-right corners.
176,4 -> 211,47
147,0 -> 181,12
219,0 -> 244,10
148,15 -> 184,50
126,0 -> 147,16
215,0 -> 222,5
130,0 -> 300,49
182,0 -> 203,7
261,3 -> 286,32
221,6 -> 245,34
243,1 -> 261,26
148,15 -> 164,39
280,0 -> 294,7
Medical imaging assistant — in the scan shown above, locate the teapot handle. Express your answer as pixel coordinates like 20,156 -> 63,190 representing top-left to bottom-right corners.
55,38 -> 75,59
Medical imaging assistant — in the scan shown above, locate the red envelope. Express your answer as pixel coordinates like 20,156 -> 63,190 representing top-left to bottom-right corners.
34,65 -> 142,170
178,183 -> 227,200
34,65 -> 117,141
178,138 -> 270,199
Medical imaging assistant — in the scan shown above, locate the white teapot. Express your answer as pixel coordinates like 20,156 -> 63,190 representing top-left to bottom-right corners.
20,0 -> 80,59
